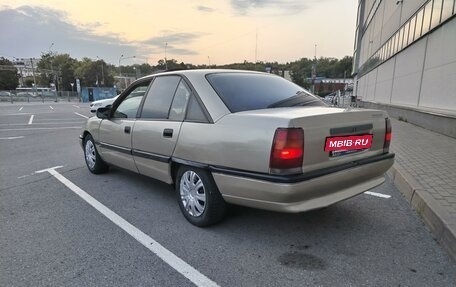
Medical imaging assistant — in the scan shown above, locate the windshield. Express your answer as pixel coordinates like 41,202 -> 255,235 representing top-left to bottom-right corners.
206,73 -> 326,112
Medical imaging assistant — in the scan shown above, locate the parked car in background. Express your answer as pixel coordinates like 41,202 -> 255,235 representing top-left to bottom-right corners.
90,95 -> 119,113
80,69 -> 394,226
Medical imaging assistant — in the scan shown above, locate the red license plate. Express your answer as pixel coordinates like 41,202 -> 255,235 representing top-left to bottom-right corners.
324,134 -> 373,152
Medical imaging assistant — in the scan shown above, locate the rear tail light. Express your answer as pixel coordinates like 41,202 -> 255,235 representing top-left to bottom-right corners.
270,128 -> 304,174
383,118 -> 392,153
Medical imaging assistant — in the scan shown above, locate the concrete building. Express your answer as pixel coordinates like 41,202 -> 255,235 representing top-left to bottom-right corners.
353,0 -> 456,138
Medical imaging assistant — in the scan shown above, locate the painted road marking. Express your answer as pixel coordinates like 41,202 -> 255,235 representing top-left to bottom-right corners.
35,166 -> 219,287
0,136 -> 25,140
74,112 -> 89,119
34,118 -> 82,121
364,191 -> 391,199
50,106 -> 54,110
72,105 -> 80,109
0,122 -> 84,126
0,113 -> 32,116
19,107 -> 23,111
0,127 -> 81,132
28,115 -> 34,125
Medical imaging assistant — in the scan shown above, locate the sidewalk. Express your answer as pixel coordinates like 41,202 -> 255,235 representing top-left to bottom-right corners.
387,118 -> 456,261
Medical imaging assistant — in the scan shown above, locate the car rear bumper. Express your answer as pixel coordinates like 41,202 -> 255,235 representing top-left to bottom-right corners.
212,153 -> 394,213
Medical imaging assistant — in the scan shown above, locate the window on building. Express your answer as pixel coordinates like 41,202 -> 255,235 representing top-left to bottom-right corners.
408,15 -> 417,44
415,9 -> 424,40
392,34 -> 397,55
431,0 -> 444,30
403,21 -> 410,49
386,39 -> 392,59
441,0 -> 454,22
397,27 -> 404,51
422,1 -> 433,35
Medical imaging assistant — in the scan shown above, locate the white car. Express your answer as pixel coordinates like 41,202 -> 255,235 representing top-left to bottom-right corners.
90,95 -> 119,113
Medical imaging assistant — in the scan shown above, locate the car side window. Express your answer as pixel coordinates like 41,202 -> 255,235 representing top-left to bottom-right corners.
141,76 -> 181,119
112,82 -> 150,118
185,96 -> 208,123
168,80 -> 191,121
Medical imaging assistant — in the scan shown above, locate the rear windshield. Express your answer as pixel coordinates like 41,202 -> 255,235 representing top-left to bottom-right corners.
206,73 -> 326,112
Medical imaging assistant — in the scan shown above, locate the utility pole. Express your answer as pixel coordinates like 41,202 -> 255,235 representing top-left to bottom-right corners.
101,61 -> 105,86
49,43 -> 56,90
255,29 -> 258,69
30,58 -> 37,96
312,44 -> 317,94
165,42 -> 168,70
30,58 -> 37,87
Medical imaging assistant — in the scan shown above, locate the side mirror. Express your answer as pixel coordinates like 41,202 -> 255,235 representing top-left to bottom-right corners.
96,106 -> 111,119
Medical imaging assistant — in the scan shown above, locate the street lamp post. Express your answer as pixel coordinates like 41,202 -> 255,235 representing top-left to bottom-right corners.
118,54 -> 136,89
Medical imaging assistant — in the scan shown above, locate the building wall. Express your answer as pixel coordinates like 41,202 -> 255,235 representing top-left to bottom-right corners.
354,0 -> 456,113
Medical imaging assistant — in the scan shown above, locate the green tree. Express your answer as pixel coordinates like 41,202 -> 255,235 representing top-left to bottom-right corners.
74,58 -> 114,87
290,57 -> 313,88
38,53 -> 79,90
0,57 -> 20,90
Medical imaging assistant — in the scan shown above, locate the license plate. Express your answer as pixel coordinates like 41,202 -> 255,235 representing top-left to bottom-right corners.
324,134 -> 373,152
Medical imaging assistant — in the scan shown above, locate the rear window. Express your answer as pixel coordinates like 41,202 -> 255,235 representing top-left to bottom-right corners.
206,73 -> 325,112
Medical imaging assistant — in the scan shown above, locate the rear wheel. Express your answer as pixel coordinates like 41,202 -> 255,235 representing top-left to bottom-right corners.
84,134 -> 109,174
176,166 -> 227,227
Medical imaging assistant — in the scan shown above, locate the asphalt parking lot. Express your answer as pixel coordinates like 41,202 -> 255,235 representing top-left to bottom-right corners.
1,103 -> 456,286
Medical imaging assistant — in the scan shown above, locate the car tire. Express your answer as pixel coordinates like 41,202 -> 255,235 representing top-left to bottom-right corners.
176,166 -> 227,227
84,134 -> 109,174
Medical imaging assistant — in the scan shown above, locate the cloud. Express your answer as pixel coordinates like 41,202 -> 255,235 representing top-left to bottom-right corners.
140,32 -> 202,55
142,32 -> 202,46
196,5 -> 215,12
230,0 -> 308,16
166,48 -> 198,56
0,6 -> 140,64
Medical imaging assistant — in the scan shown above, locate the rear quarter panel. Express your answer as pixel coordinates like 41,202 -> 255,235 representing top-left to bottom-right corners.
173,114 -> 290,173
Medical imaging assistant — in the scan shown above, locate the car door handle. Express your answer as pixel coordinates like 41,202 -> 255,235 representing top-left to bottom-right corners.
163,128 -> 173,138
124,126 -> 131,134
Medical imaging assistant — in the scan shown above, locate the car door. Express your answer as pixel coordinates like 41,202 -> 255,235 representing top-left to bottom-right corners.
98,79 -> 151,172
132,76 -> 191,183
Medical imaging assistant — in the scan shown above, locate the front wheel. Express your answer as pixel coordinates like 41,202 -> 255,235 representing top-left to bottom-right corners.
176,166 -> 227,227
84,134 -> 109,174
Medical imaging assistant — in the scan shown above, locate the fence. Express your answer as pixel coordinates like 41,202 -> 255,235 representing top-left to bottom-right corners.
323,90 -> 357,108
0,90 -> 81,103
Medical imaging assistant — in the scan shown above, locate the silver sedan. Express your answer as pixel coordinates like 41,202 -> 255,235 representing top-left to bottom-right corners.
80,69 -> 394,226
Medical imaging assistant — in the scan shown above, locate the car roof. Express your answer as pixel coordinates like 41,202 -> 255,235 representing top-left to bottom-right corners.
136,69 -> 267,81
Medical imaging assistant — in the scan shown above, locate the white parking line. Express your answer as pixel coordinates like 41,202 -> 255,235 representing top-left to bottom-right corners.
35,166 -> 219,287
0,127 -> 81,131
0,122 -> 84,126
0,136 -> 25,140
19,107 -> 23,111
28,115 -> 34,125
0,113 -> 31,116
74,112 -> 89,119
72,105 -> 81,109
50,106 -> 54,110
364,191 -> 391,199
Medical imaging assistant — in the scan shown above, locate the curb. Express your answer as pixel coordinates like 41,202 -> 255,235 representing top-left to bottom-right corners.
388,163 -> 456,262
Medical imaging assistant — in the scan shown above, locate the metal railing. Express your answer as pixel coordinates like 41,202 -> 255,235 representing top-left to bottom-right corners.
0,90 -> 81,103
323,90 -> 357,108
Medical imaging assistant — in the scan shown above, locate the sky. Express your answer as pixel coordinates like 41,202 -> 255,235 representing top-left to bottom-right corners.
0,0 -> 358,66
